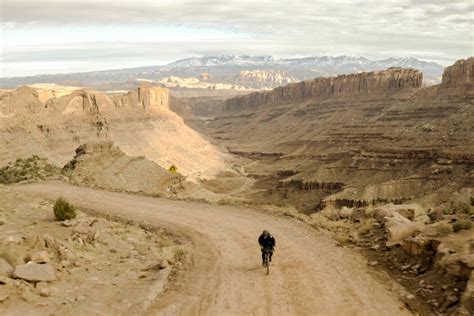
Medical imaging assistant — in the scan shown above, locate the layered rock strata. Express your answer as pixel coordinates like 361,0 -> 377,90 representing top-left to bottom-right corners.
225,67 -> 422,111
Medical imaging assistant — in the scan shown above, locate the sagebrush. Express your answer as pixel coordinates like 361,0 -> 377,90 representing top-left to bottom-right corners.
53,197 -> 76,221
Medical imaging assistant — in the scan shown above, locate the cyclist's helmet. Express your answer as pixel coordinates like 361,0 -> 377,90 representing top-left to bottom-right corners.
262,230 -> 269,237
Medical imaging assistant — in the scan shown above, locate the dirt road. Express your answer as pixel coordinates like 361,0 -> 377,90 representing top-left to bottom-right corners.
15,182 -> 411,316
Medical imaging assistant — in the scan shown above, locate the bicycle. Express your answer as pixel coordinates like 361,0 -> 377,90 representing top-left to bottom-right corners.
262,247 -> 272,275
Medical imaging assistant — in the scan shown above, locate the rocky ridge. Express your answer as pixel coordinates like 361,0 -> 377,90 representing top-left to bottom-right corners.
225,67 -> 422,111
0,83 -> 230,180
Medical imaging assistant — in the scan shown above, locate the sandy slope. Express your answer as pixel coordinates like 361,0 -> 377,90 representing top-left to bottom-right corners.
15,182 -> 412,316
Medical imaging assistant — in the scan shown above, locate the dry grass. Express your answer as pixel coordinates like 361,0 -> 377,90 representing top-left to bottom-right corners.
173,248 -> 187,262
357,218 -> 377,236
310,213 -> 350,232
334,232 -> 351,245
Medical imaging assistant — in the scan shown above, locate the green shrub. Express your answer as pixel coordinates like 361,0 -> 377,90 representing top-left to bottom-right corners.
452,220 -> 473,233
53,197 -> 76,221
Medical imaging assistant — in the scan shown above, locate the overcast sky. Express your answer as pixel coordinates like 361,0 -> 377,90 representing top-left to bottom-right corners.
1,0 -> 473,77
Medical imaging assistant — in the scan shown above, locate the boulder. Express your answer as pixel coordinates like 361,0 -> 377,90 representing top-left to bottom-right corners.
438,254 -> 472,279
13,263 -> 56,282
386,222 -> 421,247
460,271 -> 474,314
5,235 -> 22,245
0,258 -> 13,275
27,234 -> 46,249
421,221 -> 453,237
29,251 -> 50,264
401,235 -> 436,255
373,206 -> 392,221
375,206 -> 414,228
396,208 -> 415,221
338,207 -> 353,219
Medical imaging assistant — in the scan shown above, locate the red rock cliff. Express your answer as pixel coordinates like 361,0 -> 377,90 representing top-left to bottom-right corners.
441,57 -> 473,87
225,68 -> 422,112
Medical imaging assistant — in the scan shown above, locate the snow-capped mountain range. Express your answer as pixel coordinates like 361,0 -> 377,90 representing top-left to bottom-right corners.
1,55 -> 444,91
165,55 -> 442,81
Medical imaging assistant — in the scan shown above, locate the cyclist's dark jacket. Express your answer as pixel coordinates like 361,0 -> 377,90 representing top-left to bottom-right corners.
258,234 -> 276,250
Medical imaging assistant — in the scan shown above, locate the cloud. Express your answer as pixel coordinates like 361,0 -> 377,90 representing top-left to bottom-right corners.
0,0 -> 472,76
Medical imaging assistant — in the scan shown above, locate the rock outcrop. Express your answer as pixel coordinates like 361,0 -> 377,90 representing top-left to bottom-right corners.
2,84 -> 170,117
441,57 -> 473,87
114,84 -> 169,110
47,89 -> 114,115
0,86 -> 43,116
64,142 -> 183,196
225,67 -> 422,111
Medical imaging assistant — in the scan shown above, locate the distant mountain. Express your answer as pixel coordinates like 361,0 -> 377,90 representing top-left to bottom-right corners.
165,55 -> 443,81
166,55 -> 278,68
0,55 -> 444,91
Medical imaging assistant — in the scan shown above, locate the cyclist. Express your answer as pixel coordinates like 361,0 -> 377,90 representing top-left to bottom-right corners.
258,230 -> 276,266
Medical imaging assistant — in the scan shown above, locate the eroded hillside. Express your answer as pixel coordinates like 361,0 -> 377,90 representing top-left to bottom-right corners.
0,84 -> 231,181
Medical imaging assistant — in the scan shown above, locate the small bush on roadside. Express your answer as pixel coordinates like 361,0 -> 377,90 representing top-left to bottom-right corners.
357,218 -> 376,236
174,248 -> 186,262
452,220 -> 473,233
53,197 -> 76,221
334,232 -> 350,245
433,222 -> 454,237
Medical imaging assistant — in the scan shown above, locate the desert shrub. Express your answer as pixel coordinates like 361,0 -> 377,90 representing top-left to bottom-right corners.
174,248 -> 187,262
357,218 -> 376,236
434,222 -> 454,237
334,232 -> 350,245
452,220 -> 473,233
450,201 -> 471,215
44,164 -> 54,173
53,197 -> 76,221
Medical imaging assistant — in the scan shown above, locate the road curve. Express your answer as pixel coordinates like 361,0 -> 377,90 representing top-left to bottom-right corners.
15,182 -> 411,316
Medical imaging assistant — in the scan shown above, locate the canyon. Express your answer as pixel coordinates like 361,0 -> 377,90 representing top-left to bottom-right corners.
1,57 -> 473,315
187,58 -> 473,213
